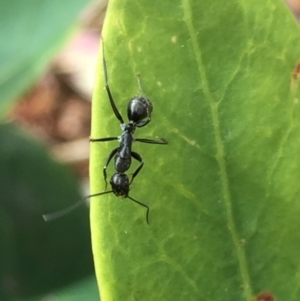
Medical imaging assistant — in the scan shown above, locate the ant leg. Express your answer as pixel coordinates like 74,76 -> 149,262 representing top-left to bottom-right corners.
90,136 -> 118,143
43,190 -> 113,221
102,42 -> 124,124
103,147 -> 119,188
130,151 -> 144,184
135,138 -> 168,144
128,195 -> 150,225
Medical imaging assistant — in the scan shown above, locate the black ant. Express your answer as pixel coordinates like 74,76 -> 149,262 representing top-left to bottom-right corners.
42,42 -> 167,224
90,43 -> 168,188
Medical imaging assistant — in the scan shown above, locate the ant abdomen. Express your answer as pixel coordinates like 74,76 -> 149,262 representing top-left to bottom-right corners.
127,97 -> 153,127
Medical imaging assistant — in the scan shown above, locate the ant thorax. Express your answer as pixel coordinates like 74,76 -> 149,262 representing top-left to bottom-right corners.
118,122 -> 134,145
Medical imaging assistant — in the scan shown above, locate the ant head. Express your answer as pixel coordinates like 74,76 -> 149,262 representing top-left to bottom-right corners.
127,97 -> 153,127
110,173 -> 130,197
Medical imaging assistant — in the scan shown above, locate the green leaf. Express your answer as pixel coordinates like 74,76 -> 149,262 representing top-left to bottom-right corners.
90,0 -> 300,300
0,0 -> 90,116
16,276 -> 99,301
0,124 -> 94,299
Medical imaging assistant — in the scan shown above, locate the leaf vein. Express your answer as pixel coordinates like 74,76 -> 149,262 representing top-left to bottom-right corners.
182,0 -> 253,299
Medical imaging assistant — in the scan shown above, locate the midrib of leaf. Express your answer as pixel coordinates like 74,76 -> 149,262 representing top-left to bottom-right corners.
182,0 -> 253,299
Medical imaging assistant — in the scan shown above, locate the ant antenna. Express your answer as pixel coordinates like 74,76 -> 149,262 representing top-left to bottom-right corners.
43,191 -> 113,222
102,39 -> 108,87
136,74 -> 145,96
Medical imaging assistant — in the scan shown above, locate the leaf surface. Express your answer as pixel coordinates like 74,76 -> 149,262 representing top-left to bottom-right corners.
90,1 -> 300,300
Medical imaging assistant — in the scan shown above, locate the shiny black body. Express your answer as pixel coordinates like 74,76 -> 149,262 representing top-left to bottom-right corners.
88,43 -> 168,223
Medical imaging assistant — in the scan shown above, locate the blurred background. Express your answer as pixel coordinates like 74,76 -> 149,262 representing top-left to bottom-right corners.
0,0 -> 299,300
0,0 -> 106,300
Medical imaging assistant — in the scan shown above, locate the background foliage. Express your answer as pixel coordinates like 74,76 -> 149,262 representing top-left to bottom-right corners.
0,0 -> 89,115
0,0 -> 99,300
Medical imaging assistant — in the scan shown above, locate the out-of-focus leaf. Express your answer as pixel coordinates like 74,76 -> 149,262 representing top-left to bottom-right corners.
0,0 -> 91,116
17,276 -> 99,301
0,124 -> 93,299
52,276 -> 99,301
